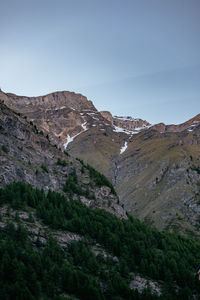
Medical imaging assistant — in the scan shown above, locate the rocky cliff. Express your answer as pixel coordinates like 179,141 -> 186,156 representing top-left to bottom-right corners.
151,114 -> 200,133
0,99 -> 125,218
1,89 -> 200,239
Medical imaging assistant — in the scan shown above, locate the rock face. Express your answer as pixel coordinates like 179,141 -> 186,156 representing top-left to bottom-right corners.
100,111 -> 113,124
113,116 -> 150,131
100,111 -> 151,131
151,114 -> 200,132
0,99 -> 126,219
1,89 -> 200,238
0,90 -> 151,149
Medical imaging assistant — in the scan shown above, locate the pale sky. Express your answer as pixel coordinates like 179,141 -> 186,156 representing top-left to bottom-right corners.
0,0 -> 200,124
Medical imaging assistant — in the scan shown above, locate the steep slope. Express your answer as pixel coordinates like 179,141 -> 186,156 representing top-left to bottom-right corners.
1,89 -> 200,238
151,114 -> 200,132
0,89 -> 112,149
0,99 -> 125,218
0,89 -> 150,148
1,182 -> 200,299
67,123 -> 200,238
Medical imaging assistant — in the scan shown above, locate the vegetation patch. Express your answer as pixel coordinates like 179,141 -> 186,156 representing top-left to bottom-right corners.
56,158 -> 67,167
41,164 -> 49,173
0,182 -> 200,299
76,158 -> 116,195
1,145 -> 9,153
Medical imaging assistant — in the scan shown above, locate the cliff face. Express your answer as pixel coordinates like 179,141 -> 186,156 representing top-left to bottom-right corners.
113,116 -> 150,131
0,90 -> 151,149
151,114 -> 200,132
0,99 -> 126,219
1,89 -> 200,238
0,90 -> 100,149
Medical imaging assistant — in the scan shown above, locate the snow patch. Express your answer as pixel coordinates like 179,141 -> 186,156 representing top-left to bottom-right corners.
81,122 -> 87,131
114,116 -> 140,122
113,126 -> 134,135
187,125 -> 197,132
63,132 -> 81,149
63,122 -> 88,149
120,141 -> 128,154
113,125 -> 150,135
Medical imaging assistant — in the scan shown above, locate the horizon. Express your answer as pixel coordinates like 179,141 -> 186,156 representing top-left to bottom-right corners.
1,0 -> 200,124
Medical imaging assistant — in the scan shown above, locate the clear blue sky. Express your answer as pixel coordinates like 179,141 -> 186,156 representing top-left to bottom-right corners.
0,0 -> 200,124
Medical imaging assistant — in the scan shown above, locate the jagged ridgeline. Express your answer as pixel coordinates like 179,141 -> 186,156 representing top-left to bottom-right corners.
1,89 -> 200,239
0,182 -> 200,299
1,91 -> 200,299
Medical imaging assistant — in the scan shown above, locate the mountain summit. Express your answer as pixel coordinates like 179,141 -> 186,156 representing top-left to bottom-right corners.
1,89 -> 200,239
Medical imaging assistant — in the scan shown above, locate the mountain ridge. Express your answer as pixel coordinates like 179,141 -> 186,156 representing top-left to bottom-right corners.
1,89 -> 200,239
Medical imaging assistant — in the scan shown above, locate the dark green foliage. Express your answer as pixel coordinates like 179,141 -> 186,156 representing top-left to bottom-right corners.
192,165 -> 200,174
76,158 -> 117,195
1,145 -> 9,153
64,150 -> 70,156
41,164 -> 49,173
86,163 -> 117,195
56,158 -> 67,167
63,170 -> 95,200
1,182 -> 200,299
33,125 -> 38,134
39,130 -> 44,135
0,223 -> 105,300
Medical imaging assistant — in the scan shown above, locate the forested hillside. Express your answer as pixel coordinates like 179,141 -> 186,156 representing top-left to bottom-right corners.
0,182 -> 200,299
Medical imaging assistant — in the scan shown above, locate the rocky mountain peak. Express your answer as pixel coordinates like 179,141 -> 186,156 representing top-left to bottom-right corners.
0,90 -> 151,149
151,114 -> 200,133
100,111 -> 113,124
1,89 -> 200,239
113,115 -> 151,132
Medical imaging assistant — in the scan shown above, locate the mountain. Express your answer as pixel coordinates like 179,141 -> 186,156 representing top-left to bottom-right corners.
0,98 -> 125,218
151,114 -> 200,133
1,89 -> 200,239
1,90 -> 200,298
0,89 -> 150,148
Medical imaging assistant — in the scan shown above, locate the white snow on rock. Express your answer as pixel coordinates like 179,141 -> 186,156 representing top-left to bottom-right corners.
113,126 -> 136,135
64,122 -> 88,149
114,116 -> 140,122
187,125 -> 197,132
63,133 -> 81,149
120,141 -> 128,154
113,125 -> 150,135
81,122 -> 87,131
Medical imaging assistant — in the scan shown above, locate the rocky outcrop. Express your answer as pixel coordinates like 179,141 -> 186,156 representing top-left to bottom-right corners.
113,116 -> 151,131
151,114 -> 200,133
0,90 -> 109,149
1,89 -> 200,238
0,90 -> 151,150
0,100 -> 126,219
130,274 -> 161,296
100,111 -> 113,124
100,110 -> 151,131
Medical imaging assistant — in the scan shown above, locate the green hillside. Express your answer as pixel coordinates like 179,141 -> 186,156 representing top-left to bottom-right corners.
0,182 -> 200,299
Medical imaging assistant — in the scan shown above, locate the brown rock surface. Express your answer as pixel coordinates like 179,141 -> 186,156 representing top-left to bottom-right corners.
0,99 -> 126,219
1,89 -> 200,238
